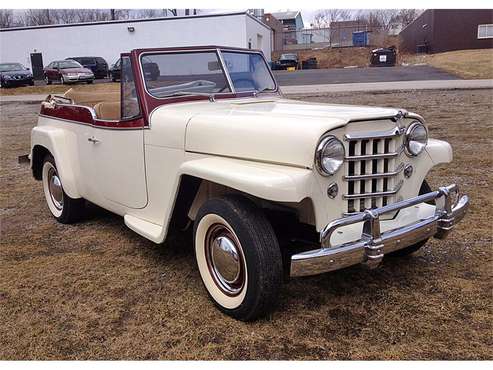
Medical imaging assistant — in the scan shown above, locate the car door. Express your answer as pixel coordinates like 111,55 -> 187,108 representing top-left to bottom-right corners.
51,62 -> 61,81
87,55 -> 148,209
45,62 -> 54,80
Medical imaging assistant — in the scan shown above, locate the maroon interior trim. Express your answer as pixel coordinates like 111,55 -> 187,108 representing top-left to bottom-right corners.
40,102 -> 144,129
41,103 -> 94,124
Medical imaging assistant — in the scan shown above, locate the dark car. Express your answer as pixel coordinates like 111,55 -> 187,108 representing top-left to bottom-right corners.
0,63 -> 34,88
109,57 -> 160,82
275,53 -> 299,70
66,56 -> 108,79
44,60 -> 95,85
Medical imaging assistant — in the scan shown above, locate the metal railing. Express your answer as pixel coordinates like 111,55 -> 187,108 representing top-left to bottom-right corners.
277,25 -> 390,51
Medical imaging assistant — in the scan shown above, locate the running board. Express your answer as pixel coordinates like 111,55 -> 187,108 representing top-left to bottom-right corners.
124,215 -> 163,244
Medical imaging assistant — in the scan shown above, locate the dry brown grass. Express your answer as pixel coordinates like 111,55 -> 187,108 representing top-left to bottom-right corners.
0,82 -> 119,96
400,49 -> 493,79
1,89 -> 492,360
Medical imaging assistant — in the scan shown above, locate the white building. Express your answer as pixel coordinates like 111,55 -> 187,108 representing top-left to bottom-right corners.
0,12 -> 272,78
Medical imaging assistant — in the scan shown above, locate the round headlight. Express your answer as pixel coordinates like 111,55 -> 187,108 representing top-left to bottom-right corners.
405,121 -> 428,156
315,136 -> 345,176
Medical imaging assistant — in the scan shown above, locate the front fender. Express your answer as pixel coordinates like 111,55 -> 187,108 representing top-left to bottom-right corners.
31,126 -> 81,199
179,156 -> 315,203
425,138 -> 453,165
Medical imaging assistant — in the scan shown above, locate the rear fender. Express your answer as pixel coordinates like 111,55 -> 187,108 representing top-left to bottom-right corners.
31,126 -> 81,199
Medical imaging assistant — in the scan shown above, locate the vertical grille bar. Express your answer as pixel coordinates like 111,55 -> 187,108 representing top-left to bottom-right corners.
376,139 -> 385,207
364,139 -> 374,210
343,126 -> 404,214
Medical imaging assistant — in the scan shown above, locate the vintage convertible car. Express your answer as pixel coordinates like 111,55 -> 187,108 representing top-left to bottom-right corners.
30,46 -> 469,321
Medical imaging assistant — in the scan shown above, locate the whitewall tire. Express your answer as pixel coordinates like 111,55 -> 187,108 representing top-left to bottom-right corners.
194,195 -> 283,321
41,154 -> 84,224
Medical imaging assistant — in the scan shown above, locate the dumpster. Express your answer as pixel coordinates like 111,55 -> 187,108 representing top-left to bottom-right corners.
352,31 -> 369,47
370,47 -> 397,67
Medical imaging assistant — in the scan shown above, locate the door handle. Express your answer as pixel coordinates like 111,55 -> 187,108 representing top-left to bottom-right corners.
88,137 -> 100,144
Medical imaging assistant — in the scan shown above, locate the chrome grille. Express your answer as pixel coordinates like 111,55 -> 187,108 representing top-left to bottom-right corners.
344,128 -> 405,214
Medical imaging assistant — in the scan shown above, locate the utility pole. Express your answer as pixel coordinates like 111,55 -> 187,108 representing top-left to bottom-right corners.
110,9 -> 116,20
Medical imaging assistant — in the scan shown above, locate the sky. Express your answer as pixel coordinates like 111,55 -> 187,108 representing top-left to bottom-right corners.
204,8 -> 319,27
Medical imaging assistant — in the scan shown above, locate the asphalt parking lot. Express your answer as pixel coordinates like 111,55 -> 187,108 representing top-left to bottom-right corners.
25,65 -> 460,89
273,65 -> 461,86
1,89 -> 491,360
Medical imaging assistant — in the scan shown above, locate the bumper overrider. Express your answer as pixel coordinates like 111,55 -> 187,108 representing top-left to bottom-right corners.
290,184 -> 469,277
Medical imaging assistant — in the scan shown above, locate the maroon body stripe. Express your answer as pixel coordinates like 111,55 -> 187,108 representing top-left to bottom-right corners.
40,102 -> 145,128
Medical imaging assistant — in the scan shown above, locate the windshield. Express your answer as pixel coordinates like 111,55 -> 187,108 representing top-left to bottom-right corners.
59,60 -> 83,69
141,50 -> 276,98
141,51 -> 231,98
0,63 -> 25,72
221,51 -> 276,93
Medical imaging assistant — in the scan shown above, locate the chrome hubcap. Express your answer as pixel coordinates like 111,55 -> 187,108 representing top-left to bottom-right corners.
205,224 -> 245,296
48,167 -> 63,210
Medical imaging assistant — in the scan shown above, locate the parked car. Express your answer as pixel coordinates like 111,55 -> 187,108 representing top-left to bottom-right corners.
30,46 -> 469,321
44,60 -> 94,85
0,62 -> 34,87
275,53 -> 299,70
301,57 -> 318,69
109,57 -> 160,82
66,56 -> 108,79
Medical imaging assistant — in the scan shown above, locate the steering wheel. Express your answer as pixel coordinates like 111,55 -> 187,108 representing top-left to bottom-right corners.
232,78 -> 257,90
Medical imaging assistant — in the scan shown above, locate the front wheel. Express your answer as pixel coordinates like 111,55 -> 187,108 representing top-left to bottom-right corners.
45,75 -> 51,85
42,154 -> 85,224
194,195 -> 283,321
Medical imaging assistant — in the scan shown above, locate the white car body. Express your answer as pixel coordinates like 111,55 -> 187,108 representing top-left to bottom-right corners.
32,97 -> 453,242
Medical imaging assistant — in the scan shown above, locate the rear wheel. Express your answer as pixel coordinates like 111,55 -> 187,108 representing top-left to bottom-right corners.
87,80 -> 93,84
45,75 -> 51,85
387,180 -> 434,257
194,195 -> 283,321
42,154 -> 84,224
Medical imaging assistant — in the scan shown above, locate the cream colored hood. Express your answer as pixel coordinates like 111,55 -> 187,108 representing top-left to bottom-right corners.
185,98 -> 400,169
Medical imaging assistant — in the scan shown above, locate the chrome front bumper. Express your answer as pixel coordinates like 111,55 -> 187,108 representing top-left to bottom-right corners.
290,184 -> 469,277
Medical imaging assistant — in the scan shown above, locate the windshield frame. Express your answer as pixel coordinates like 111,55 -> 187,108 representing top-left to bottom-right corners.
138,47 -> 279,101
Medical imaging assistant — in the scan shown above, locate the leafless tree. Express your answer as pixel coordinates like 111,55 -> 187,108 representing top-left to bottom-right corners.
398,9 -> 422,27
355,9 -> 401,30
135,9 -> 161,18
312,9 -> 353,28
0,9 -> 14,28
2,8 -> 199,28
22,9 -> 54,26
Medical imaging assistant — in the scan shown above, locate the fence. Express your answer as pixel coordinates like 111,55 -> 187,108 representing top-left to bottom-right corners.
277,25 -> 392,51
